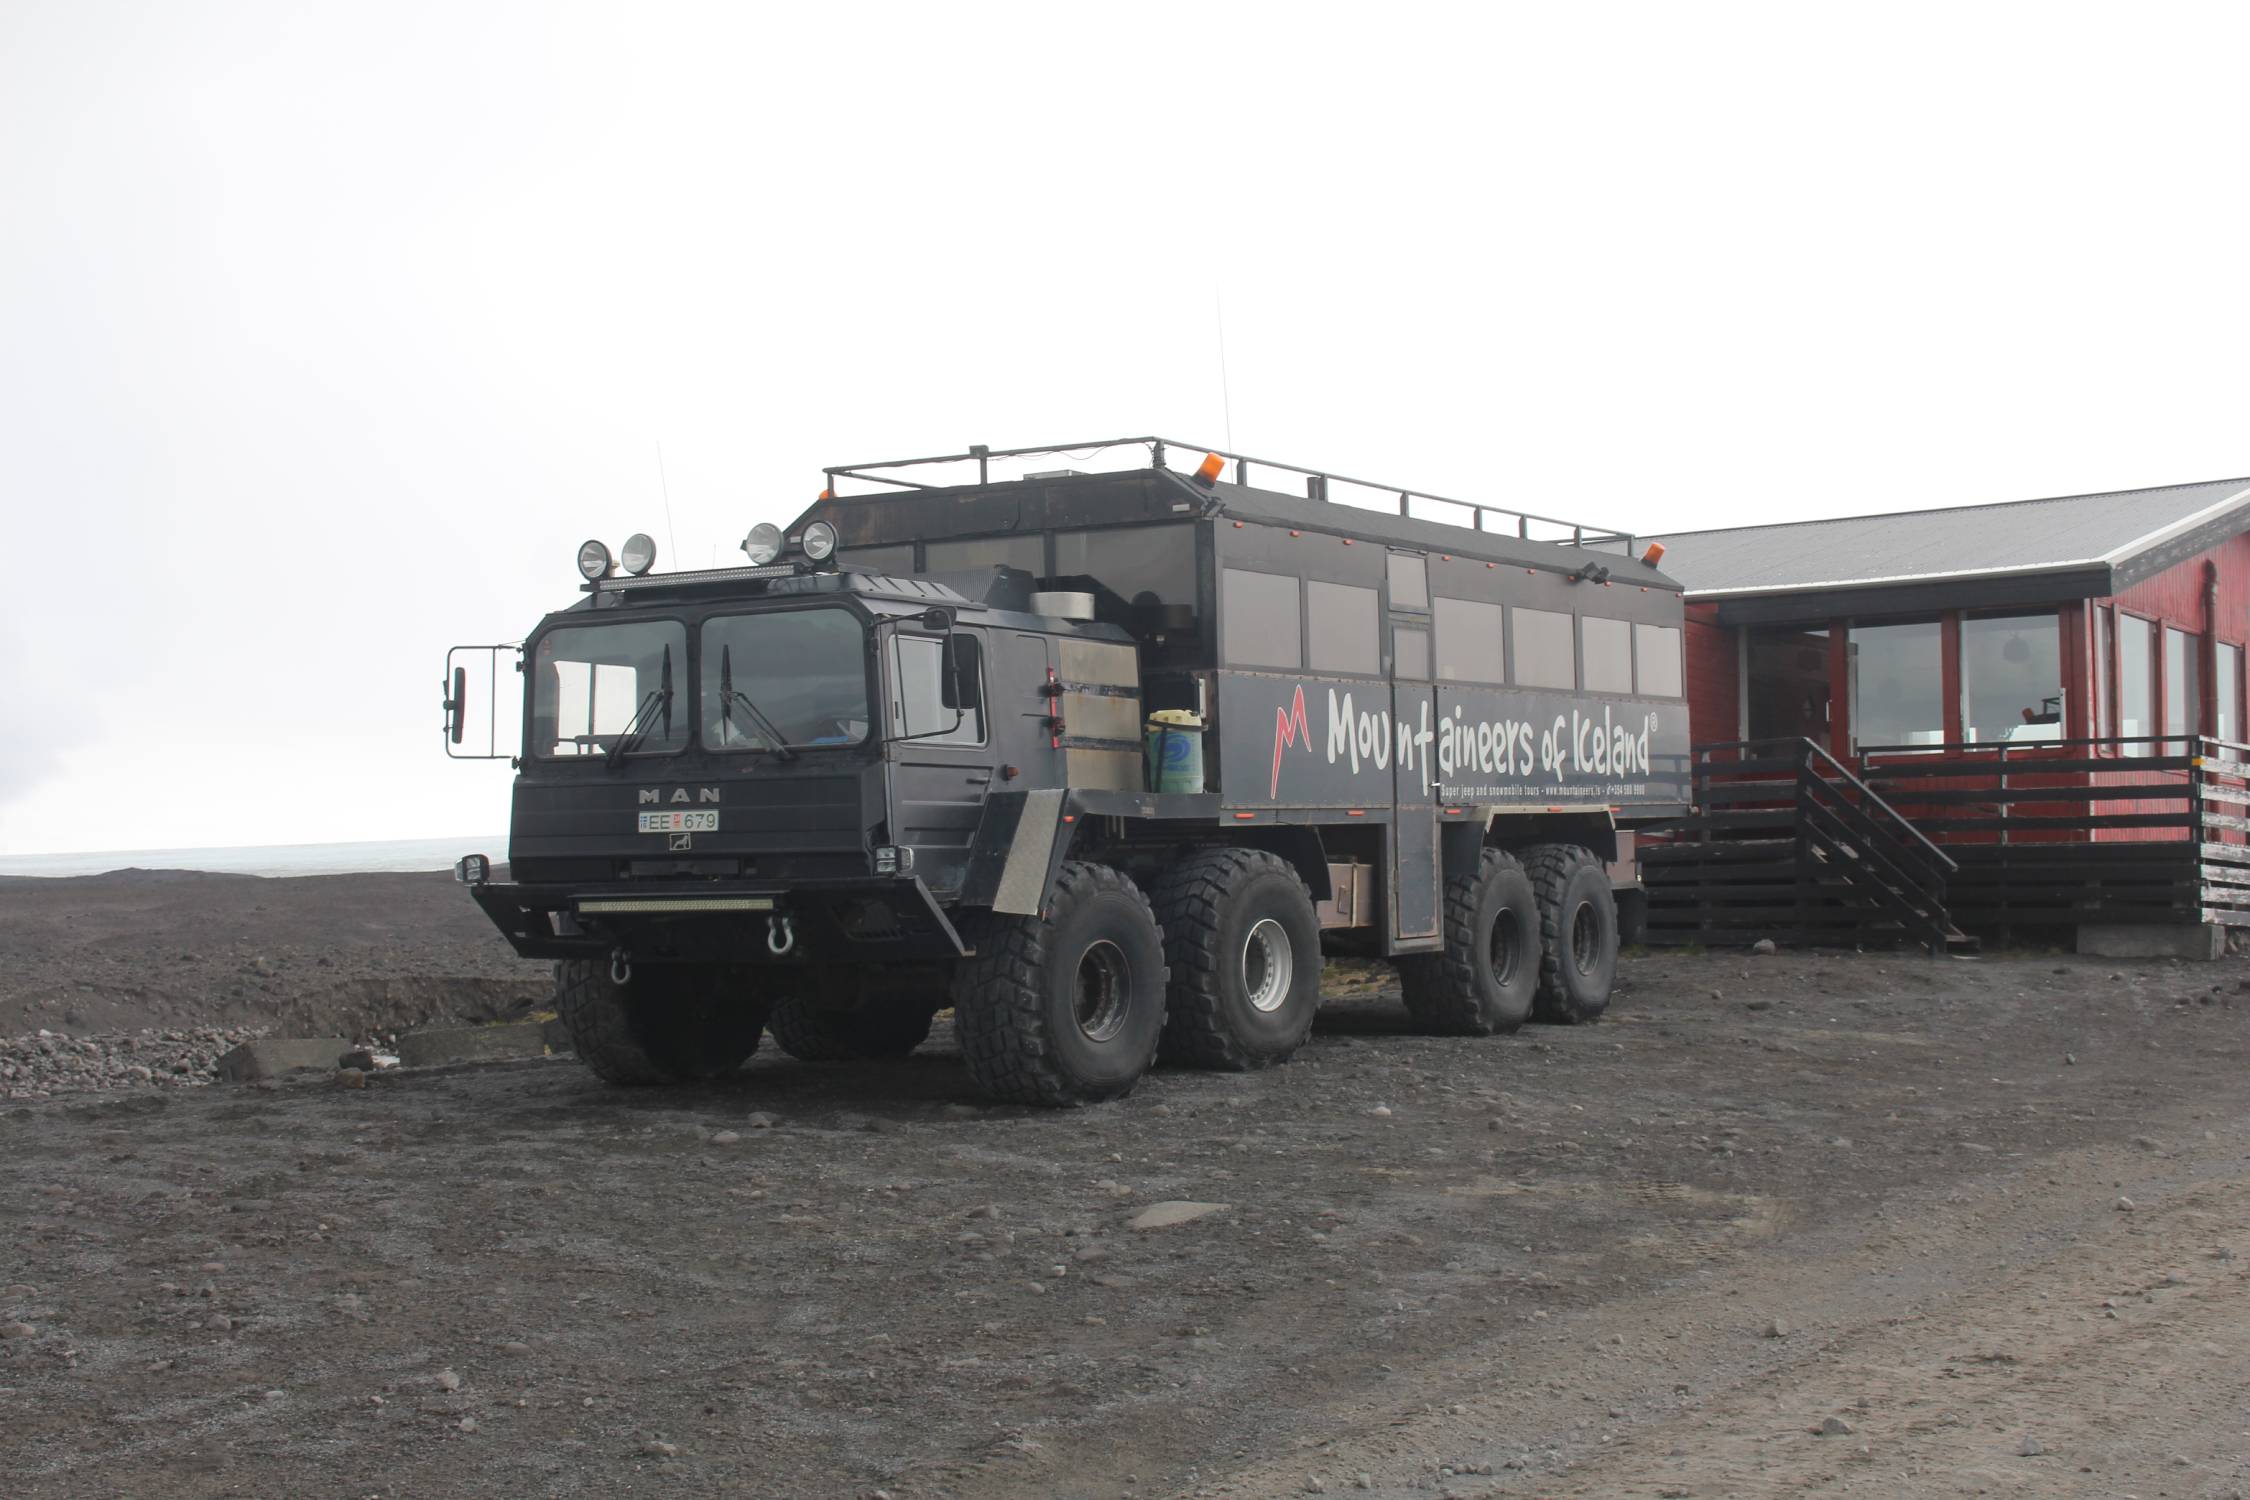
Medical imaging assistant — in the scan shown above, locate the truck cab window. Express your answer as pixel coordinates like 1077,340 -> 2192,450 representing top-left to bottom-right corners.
530,621 -> 689,759
890,632 -> 985,745
700,608 -> 872,751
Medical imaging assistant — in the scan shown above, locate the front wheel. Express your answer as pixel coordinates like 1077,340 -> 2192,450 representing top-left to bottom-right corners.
951,863 -> 1167,1106
768,991 -> 938,1061
1521,843 -> 1619,1024
552,961 -> 770,1084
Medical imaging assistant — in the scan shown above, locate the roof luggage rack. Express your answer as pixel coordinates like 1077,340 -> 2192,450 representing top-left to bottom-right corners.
822,436 -> 1633,550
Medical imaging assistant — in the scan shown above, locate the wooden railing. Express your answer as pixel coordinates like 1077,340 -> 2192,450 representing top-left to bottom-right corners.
1681,737 -> 1959,952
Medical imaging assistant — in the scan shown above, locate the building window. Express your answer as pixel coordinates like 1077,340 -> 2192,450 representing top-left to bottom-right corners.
925,534 -> 1045,576
1963,613 -> 2062,744
1849,621 -> 1944,748
1434,597 -> 1506,684
2218,642 -> 2242,744
2119,614 -> 2154,754
2165,626 -> 2200,743
1582,616 -> 1633,694
1746,626 -> 1830,743
1221,568 -> 1302,669
1307,581 -> 1380,675
1394,626 -> 1430,680
1387,552 -> 1429,611
1635,623 -> 1683,698
1510,607 -> 1575,689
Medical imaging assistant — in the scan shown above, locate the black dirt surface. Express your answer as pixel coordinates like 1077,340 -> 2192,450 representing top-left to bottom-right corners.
2,870 -> 2247,1498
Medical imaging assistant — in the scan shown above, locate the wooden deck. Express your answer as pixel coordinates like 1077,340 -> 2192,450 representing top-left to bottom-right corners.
1641,735 -> 2250,949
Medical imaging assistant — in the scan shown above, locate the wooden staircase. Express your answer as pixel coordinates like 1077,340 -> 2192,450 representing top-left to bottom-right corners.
1641,737 -> 1974,955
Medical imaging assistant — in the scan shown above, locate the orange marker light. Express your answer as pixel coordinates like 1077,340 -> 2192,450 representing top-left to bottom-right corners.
1640,540 -> 1667,567
1195,451 -> 1226,485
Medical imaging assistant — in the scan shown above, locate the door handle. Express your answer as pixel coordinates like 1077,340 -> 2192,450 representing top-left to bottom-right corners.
965,772 -> 992,785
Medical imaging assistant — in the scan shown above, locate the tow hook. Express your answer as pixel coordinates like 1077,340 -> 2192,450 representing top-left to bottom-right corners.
609,948 -> 633,986
767,914 -> 796,956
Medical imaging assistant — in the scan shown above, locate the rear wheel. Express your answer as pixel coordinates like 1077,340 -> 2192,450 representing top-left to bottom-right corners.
1398,848 -> 1540,1035
951,862 -> 1167,1106
1151,848 -> 1321,1069
1521,843 -> 1619,1024
552,961 -> 770,1084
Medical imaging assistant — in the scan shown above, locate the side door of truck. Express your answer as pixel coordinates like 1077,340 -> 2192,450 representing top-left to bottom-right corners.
885,627 -> 995,891
1390,625 -> 1441,944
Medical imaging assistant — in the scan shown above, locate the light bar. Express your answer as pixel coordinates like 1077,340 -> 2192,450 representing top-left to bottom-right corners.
575,896 -> 777,914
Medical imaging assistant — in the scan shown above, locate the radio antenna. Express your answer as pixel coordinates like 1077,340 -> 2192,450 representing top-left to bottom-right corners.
655,440 -> 680,564
1215,286 -> 1236,452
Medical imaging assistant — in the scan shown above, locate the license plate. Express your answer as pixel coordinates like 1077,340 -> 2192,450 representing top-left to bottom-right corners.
637,810 -> 719,834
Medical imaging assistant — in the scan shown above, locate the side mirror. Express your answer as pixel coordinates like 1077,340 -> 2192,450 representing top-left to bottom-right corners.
919,605 -> 955,634
446,666 -> 467,745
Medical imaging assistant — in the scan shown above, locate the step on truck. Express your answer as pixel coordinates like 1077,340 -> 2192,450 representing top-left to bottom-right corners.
443,437 -> 1693,1105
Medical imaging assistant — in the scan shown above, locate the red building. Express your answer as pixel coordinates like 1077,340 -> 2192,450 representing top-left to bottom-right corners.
1639,477 -> 2250,955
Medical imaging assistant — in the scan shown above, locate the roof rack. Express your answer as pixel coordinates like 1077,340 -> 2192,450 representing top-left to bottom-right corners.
822,436 -> 1633,549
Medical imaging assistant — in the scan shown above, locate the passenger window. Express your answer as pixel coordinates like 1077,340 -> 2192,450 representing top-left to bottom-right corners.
1393,626 -> 1430,680
890,633 -> 984,744
925,534 -> 1045,576
840,544 -> 916,575
1387,552 -> 1429,611
1307,581 -> 1380,675
1634,623 -> 1683,697
1433,597 -> 1506,684
1582,616 -> 1633,694
1222,568 -> 1302,669
1512,608 -> 1576,689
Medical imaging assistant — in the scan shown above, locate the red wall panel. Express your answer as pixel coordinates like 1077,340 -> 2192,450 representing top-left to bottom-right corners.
1682,602 -> 1736,746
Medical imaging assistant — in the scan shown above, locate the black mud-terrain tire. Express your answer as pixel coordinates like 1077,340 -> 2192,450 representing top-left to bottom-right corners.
1150,848 -> 1321,1070
1521,843 -> 1619,1025
951,862 -> 1167,1106
552,961 -> 769,1084
1397,847 -> 1541,1035
768,993 -> 936,1062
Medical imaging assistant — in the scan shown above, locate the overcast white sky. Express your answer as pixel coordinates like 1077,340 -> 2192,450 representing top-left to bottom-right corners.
3,0 -> 2245,856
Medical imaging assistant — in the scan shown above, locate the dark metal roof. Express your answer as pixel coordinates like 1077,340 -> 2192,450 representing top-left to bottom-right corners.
1647,477 -> 2250,612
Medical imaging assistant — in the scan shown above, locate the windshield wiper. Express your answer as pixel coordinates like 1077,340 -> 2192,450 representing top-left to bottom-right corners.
719,644 -> 797,761
607,645 -> 675,770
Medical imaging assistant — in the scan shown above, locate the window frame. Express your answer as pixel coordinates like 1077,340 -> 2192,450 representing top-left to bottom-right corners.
696,603 -> 878,754
527,615 -> 693,762
1220,566 -> 1305,671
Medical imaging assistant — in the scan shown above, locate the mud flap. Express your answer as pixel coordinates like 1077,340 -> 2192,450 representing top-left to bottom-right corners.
959,788 -> 1069,916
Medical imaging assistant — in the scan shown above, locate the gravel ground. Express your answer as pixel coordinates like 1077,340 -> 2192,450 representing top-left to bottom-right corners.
2,872 -> 2248,1500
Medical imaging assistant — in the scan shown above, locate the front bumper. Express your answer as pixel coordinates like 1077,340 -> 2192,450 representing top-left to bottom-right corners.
468,875 -> 966,963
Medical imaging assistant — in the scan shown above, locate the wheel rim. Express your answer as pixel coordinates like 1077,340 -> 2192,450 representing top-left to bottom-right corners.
1570,902 -> 1599,974
1074,939 -> 1132,1042
1241,917 -> 1294,1013
1488,908 -> 1523,986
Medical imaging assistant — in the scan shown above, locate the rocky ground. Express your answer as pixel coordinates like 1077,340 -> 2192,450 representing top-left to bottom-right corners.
3,870 -> 2249,1498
